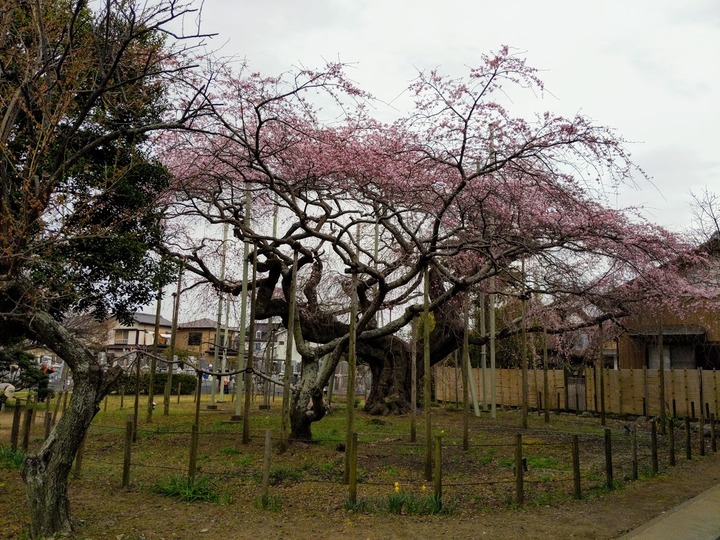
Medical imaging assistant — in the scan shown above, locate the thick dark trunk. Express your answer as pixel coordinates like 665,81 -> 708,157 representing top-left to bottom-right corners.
364,336 -> 413,415
20,369 -> 106,538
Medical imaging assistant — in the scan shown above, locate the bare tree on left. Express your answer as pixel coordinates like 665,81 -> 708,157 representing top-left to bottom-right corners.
0,1 -> 213,536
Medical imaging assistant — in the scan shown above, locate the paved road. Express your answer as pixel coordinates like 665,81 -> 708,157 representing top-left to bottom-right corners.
621,483 -> 720,539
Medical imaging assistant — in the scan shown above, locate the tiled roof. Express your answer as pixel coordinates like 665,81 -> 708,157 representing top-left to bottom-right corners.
132,312 -> 172,326
179,318 -> 221,329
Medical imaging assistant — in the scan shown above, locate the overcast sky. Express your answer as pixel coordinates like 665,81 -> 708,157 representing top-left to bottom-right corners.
193,0 -> 719,234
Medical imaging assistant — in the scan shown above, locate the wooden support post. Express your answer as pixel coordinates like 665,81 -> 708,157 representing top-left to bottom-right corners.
133,355 -> 141,443
699,370 -> 705,457
669,420 -> 676,466
651,419 -> 658,475
10,399 -> 22,451
74,434 -> 86,478
433,434 -> 443,508
21,406 -> 33,452
600,365 -> 606,426
515,433 -> 524,505
122,415 -> 133,489
43,411 -> 52,441
410,318 -> 417,443
572,435 -> 581,500
177,381 -> 182,404
52,393 -> 61,426
604,428 -> 613,490
349,432 -> 358,505
631,425 -> 638,480
711,414 -> 717,453
261,429 -> 272,506
119,387 -> 125,409
188,424 -> 199,485
423,268 -> 432,482
685,417 -> 692,461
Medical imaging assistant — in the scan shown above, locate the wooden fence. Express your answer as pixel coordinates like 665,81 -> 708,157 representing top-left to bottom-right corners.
585,367 -> 720,419
435,366 -> 720,419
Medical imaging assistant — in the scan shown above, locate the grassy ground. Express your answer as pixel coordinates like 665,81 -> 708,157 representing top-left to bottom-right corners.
2,392 -> 720,539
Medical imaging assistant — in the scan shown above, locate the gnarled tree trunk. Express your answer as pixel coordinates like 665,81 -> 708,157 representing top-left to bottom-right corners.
18,311 -> 119,539
21,365 -> 108,538
289,357 -> 327,440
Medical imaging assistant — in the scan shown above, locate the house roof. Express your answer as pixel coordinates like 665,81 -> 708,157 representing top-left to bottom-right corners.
132,312 -> 172,327
179,318 -> 217,329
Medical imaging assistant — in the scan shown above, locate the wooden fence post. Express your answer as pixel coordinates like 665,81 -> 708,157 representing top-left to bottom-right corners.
434,435 -> 443,508
515,434 -> 524,504
349,432 -> 358,505
74,434 -> 86,478
21,406 -> 33,452
631,425 -> 638,480
10,399 -> 22,451
52,393 -> 61,426
43,411 -> 52,441
122,415 -> 133,489
261,429 -> 272,506
669,420 -> 676,466
711,414 -> 717,453
699,369 -> 705,457
572,435 -> 581,499
188,424 -> 199,485
651,419 -> 658,475
685,417 -> 692,461
604,428 -> 613,490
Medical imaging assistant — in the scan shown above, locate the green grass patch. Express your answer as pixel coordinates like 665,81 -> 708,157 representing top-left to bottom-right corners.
154,475 -> 221,503
0,446 -> 25,470
347,491 -> 451,515
218,447 -> 242,456
254,466 -> 303,485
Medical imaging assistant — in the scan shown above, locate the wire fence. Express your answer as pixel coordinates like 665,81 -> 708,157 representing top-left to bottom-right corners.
3,394 -> 718,511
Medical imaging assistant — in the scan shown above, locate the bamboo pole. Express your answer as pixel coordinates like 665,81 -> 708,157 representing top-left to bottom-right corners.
242,249 -> 258,444
146,292 -> 161,423
489,278 -> 497,419
280,251 -> 298,450
344,258 -> 359,483
464,296 -> 480,417
410,317 -> 418,443
423,267 -> 432,481
164,268 -> 182,416
520,260 -> 528,429
658,324 -> 666,434
543,328 -> 550,423
233,188 -> 252,420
